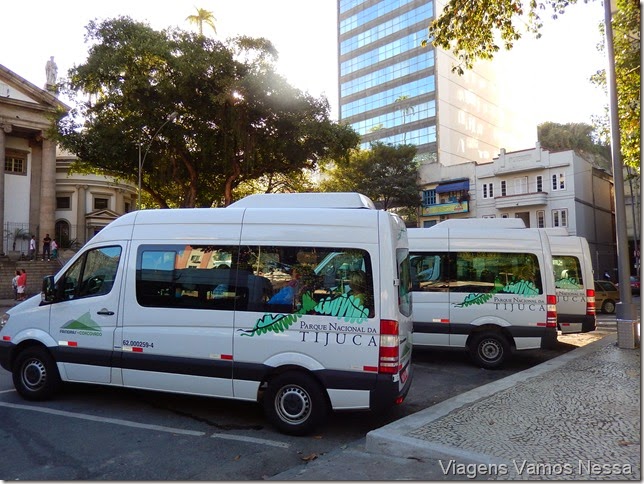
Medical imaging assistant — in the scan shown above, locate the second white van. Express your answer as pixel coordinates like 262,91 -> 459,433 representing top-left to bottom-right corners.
409,222 -> 558,369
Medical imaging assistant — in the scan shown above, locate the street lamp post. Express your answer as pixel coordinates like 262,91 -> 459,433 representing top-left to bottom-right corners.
137,111 -> 179,210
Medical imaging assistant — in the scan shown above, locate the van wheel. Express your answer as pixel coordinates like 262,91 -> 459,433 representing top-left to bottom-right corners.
602,299 -> 616,314
263,372 -> 328,436
469,332 -> 510,369
13,347 -> 61,401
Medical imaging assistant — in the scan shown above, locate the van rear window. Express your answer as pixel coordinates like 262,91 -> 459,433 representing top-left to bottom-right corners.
410,251 -> 543,295
136,244 -> 375,317
553,256 -> 583,288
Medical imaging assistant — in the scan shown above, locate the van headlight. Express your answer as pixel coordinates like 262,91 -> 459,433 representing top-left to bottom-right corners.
0,313 -> 9,330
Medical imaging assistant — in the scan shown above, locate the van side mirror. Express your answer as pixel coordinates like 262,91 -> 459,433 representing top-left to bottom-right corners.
42,275 -> 56,303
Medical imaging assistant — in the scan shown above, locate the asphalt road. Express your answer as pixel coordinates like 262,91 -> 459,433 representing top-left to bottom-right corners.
0,313 -> 620,480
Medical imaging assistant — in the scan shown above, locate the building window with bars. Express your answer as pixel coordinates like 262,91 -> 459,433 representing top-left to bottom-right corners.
500,180 -> 507,196
422,189 -> 437,206
5,150 -> 27,175
552,209 -> 567,227
536,175 -> 543,192
537,210 -> 545,228
482,183 -> 494,199
552,173 -> 566,190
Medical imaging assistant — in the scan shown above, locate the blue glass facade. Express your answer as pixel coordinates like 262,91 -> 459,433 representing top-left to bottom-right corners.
338,0 -> 437,155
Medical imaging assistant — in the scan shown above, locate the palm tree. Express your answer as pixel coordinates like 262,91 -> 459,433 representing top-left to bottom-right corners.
186,7 -> 217,36
394,95 -> 415,143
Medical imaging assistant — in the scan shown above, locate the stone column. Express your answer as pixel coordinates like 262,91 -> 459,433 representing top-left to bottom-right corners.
38,137 -> 57,242
76,184 -> 87,244
0,124 -> 8,254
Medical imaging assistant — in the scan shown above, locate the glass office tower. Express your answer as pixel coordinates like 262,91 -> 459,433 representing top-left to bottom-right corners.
338,0 -> 527,167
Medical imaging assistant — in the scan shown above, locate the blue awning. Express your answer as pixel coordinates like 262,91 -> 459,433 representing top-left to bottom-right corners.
435,180 -> 470,193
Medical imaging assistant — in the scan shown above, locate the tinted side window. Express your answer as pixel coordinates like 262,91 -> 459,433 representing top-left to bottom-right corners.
59,246 -> 122,300
452,252 -> 543,295
136,244 -> 375,318
237,246 -> 375,318
553,256 -> 583,287
397,249 -> 412,317
410,252 -> 451,292
137,245 -> 236,310
410,251 -> 543,295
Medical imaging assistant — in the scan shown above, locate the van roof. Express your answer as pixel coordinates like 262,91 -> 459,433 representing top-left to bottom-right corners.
433,218 -> 526,229
227,192 -> 376,209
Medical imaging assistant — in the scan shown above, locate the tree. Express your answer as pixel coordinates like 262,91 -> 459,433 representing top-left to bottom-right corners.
319,142 -> 421,213
424,0 -> 640,169
538,122 -> 609,156
186,7 -> 217,35
590,0 -> 640,170
55,17 -> 359,208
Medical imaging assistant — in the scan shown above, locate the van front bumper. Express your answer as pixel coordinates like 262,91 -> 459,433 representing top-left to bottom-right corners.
0,340 -> 14,372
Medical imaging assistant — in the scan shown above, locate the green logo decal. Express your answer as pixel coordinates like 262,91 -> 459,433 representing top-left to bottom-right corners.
60,312 -> 102,335
555,277 -> 582,289
239,292 -> 368,337
454,278 -> 539,308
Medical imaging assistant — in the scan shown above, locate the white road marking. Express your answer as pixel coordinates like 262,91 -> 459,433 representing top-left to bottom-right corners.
0,389 -> 16,394
211,432 -> 290,448
0,401 -> 205,436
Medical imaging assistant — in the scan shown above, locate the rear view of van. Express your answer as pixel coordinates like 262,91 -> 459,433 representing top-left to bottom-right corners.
0,192 -> 413,436
540,228 -> 596,334
409,222 -> 558,369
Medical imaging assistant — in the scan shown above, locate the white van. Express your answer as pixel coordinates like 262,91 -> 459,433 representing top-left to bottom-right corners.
409,222 -> 558,369
0,193 -> 414,436
539,228 -> 596,334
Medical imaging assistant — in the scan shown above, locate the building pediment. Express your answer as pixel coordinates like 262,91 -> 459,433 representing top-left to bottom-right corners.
85,209 -> 121,223
0,64 -> 69,113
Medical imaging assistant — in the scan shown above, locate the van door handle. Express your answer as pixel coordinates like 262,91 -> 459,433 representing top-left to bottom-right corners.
97,309 -> 115,316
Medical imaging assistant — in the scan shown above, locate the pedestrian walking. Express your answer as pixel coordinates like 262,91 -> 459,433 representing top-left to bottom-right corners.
42,233 -> 51,261
28,235 -> 36,260
12,270 -> 20,300
51,238 -> 59,260
17,269 -> 27,301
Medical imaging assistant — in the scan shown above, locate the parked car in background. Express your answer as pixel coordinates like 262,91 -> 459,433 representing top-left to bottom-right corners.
630,276 -> 640,296
594,280 -> 620,314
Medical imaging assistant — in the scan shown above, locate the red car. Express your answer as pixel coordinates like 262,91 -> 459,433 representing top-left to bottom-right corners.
630,276 -> 640,296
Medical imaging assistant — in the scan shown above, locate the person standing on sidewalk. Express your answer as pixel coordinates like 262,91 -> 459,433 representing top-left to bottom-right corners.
28,236 -> 36,260
16,269 -> 27,301
12,270 -> 20,300
51,238 -> 59,260
42,234 -> 52,261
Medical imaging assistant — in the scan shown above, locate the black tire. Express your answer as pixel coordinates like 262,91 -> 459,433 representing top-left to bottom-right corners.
602,299 -> 616,314
12,347 -> 61,401
263,371 -> 328,436
469,331 -> 511,369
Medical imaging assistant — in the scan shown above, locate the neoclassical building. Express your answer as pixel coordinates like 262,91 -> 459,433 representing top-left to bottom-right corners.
0,63 -> 135,255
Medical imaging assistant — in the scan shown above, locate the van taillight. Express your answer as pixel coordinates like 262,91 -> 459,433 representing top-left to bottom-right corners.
547,295 -> 558,328
586,288 -> 596,315
379,319 -> 399,374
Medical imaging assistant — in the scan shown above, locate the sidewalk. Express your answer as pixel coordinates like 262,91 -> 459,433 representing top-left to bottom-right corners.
272,333 -> 641,481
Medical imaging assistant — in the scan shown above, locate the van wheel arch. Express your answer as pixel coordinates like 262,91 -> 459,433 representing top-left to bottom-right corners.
261,369 -> 330,436
467,328 -> 512,370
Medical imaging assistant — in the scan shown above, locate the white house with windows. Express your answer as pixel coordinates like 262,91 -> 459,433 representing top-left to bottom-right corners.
474,143 -> 616,275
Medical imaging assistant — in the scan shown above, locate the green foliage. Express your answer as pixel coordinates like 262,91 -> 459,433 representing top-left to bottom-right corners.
55,17 -> 359,208
186,7 -> 217,35
425,0 -> 640,170
538,122 -> 610,161
590,0 -> 640,170
319,142 -> 421,213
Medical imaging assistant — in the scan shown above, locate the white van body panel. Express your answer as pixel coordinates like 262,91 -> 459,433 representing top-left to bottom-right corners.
409,225 -> 558,365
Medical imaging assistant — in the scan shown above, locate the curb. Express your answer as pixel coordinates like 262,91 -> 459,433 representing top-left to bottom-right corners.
366,333 -> 620,460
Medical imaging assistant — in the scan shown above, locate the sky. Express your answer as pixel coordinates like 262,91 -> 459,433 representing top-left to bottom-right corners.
1,0 -> 608,133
